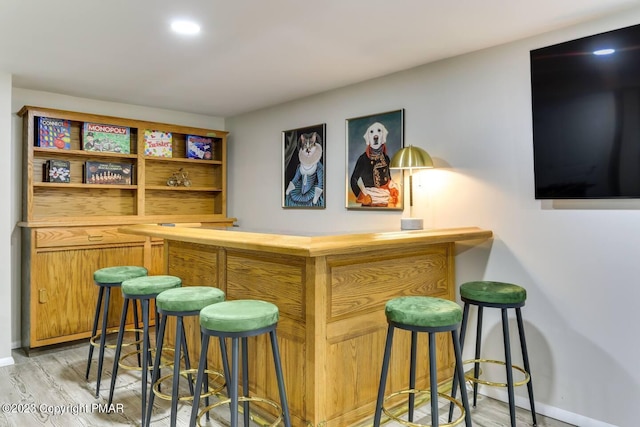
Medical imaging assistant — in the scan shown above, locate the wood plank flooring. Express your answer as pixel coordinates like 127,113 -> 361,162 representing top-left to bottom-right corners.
0,342 -> 574,426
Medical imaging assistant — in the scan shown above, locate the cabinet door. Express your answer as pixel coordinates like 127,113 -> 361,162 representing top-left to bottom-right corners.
29,245 -> 150,347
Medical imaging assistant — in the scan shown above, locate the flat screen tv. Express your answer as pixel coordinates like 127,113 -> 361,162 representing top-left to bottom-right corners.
530,23 -> 640,199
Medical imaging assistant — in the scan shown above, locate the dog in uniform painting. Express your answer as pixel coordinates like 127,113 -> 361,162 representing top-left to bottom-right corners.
349,122 -> 399,207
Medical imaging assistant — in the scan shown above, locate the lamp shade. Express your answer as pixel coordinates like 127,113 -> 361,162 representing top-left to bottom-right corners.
390,145 -> 434,170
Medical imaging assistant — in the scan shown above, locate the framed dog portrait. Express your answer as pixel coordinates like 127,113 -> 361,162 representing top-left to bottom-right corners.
282,123 -> 326,209
345,109 -> 404,210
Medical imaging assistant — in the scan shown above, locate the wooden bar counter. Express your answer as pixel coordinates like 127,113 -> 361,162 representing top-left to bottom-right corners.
119,224 -> 492,427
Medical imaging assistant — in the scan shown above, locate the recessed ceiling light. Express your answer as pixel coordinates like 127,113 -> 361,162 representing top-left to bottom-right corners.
593,48 -> 615,55
171,20 -> 201,35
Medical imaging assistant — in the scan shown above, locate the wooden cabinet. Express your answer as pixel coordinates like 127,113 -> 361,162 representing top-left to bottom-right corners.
22,227 -> 165,348
18,106 -> 235,350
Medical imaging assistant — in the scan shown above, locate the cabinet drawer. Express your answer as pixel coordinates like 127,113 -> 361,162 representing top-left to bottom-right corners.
35,227 -> 148,248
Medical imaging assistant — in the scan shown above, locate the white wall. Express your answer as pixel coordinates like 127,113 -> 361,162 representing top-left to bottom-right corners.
12,89 -> 225,130
0,73 -> 15,367
227,9 -> 640,427
9,89 -> 225,350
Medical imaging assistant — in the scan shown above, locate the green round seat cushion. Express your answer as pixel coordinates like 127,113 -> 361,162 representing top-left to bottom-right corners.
121,275 -> 182,297
200,300 -> 279,333
460,281 -> 527,304
157,286 -> 225,313
94,266 -> 148,284
385,296 -> 462,328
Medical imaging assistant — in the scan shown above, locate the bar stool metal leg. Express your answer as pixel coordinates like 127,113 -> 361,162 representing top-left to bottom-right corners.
95,286 -> 112,398
108,296 -> 131,406
409,331 -> 417,422
473,305 -> 484,406
517,308 -> 537,426
169,315 -> 183,427
502,308 -> 516,427
269,329 -> 292,427
85,285 -> 104,384
140,299 -> 152,424
451,329 -> 473,427
373,325 -> 394,427
85,286 -> 104,380
190,334 -> 210,427
230,337 -> 239,427
145,307 -> 168,427
428,332 -> 438,427
242,337 -> 250,426
448,302 -> 470,422
133,300 -> 142,368
181,320 -> 195,396
188,333 -> 229,427
108,296 -> 153,422
143,310 -> 193,427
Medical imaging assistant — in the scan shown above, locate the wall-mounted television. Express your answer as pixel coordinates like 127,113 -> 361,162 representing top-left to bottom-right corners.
530,23 -> 640,199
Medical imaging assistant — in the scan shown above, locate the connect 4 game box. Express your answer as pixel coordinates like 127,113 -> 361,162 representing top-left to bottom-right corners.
37,117 -> 71,149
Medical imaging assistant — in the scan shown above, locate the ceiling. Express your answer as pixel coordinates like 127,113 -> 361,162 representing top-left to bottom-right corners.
1,0 -> 639,118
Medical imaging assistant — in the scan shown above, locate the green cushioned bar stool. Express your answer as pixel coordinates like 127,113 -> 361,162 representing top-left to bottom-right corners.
144,286 -> 228,427
448,281 -> 536,427
373,296 -> 472,427
189,300 -> 292,427
107,275 -> 182,424
85,265 -> 148,398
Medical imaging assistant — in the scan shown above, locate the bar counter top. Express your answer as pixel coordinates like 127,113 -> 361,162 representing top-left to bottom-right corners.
118,224 -> 493,257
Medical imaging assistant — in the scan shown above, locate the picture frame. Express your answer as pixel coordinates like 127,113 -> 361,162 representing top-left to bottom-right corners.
282,123 -> 326,209
345,109 -> 404,210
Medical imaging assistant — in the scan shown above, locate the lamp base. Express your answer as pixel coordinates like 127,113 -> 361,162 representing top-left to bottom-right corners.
401,218 -> 424,230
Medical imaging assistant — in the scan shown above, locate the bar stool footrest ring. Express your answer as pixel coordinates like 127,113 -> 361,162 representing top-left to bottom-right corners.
463,358 -> 531,388
152,368 -> 226,402
89,328 -> 143,349
196,395 -> 283,427
382,389 -> 466,427
118,347 -> 177,371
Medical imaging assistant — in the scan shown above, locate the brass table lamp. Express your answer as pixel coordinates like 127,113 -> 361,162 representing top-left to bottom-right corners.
390,145 -> 433,230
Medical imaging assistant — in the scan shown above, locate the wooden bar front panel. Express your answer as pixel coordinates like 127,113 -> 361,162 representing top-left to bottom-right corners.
164,239 -> 456,427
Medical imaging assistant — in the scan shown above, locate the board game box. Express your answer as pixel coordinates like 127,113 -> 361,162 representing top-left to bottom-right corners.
143,130 -> 172,157
43,159 -> 70,183
186,135 -> 214,160
37,117 -> 71,149
84,161 -> 133,185
82,122 -> 131,153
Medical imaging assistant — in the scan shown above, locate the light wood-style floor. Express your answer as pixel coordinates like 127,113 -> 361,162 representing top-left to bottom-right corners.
0,342 -> 574,427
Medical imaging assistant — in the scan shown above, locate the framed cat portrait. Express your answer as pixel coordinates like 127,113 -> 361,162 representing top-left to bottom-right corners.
345,109 -> 404,210
282,123 -> 326,209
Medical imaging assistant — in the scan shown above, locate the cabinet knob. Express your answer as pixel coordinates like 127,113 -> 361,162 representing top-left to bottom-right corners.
87,235 -> 104,241
39,289 -> 48,303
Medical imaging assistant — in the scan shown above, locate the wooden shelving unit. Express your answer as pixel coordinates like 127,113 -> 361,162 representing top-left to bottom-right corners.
20,106 -> 231,225
18,106 -> 235,350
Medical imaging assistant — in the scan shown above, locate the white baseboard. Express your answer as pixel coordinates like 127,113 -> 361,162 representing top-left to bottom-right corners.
0,356 -> 15,368
482,388 -> 619,427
